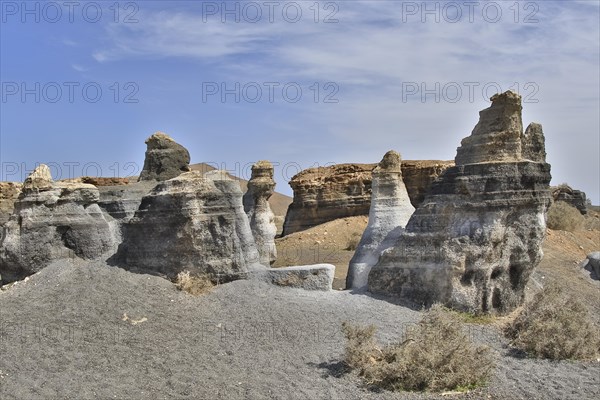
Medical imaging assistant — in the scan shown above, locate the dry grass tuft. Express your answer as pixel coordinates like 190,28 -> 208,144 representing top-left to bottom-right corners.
345,232 -> 362,251
505,283 -> 600,360
174,271 -> 214,296
342,304 -> 494,392
547,201 -> 585,232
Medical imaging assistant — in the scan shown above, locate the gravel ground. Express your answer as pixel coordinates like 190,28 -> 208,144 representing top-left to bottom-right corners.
1,262 -> 598,400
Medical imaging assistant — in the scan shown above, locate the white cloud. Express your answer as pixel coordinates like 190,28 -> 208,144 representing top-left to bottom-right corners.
90,1 -> 600,201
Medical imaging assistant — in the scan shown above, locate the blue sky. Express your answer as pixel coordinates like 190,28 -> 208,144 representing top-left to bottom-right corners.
1,0 -> 599,202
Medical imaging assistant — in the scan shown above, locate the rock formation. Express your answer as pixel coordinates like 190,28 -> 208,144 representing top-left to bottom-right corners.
115,170 -> 263,281
552,185 -> 588,215
282,161 -> 452,236
243,161 -> 277,266
346,151 -> 415,290
401,160 -> 455,206
368,91 -> 552,314
282,164 -> 373,236
0,165 -> 116,283
0,182 -> 22,226
80,177 -> 130,186
138,132 -> 191,181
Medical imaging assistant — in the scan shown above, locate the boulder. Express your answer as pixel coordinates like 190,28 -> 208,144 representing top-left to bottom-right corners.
582,252 -> 600,280
368,91 -> 552,314
346,151 -> 415,290
243,161 -> 277,266
259,264 -> 335,291
0,165 -> 116,283
138,132 -> 191,181
115,170 -> 263,281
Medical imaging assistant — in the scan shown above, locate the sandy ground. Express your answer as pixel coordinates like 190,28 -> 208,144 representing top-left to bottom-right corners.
1,211 -> 599,399
1,259 -> 599,400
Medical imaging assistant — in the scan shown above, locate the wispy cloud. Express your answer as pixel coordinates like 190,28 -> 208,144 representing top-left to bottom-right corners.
89,1 -> 599,200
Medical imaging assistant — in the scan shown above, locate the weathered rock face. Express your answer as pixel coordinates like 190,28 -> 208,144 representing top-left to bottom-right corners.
260,264 -> 335,291
401,160 -> 455,206
138,132 -> 191,182
80,177 -> 130,186
552,185 -> 588,215
115,171 -> 263,281
0,165 -> 116,283
368,91 -> 552,314
243,161 -> 277,266
282,164 -> 373,236
0,182 -> 22,226
282,161 -> 452,236
346,151 -> 415,290
455,90 -> 524,165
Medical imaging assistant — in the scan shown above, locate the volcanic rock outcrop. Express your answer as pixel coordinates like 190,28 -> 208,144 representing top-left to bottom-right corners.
346,151 -> 415,290
0,165 -> 116,282
138,132 -> 191,181
552,185 -> 588,215
282,161 -> 452,236
115,170 -> 263,281
243,161 -> 277,266
368,91 -> 552,314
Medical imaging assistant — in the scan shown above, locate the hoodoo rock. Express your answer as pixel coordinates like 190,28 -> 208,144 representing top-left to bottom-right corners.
346,151 -> 415,290
138,132 -> 191,181
115,170 -> 263,281
282,161 -> 452,236
0,165 -> 116,283
243,161 -> 277,266
368,91 -> 552,314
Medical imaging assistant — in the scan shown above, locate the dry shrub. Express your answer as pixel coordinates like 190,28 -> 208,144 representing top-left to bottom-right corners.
345,232 -> 362,251
174,271 -> 214,296
342,305 -> 494,392
505,283 -> 600,360
546,201 -> 584,232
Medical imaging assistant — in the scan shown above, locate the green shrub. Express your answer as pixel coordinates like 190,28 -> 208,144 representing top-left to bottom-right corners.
342,305 -> 494,392
505,283 -> 600,360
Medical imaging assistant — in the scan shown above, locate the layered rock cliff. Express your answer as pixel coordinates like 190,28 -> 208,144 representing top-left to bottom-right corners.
368,91 -> 552,314
0,165 -> 116,282
243,161 -> 277,266
346,151 -> 415,290
282,161 -> 453,236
